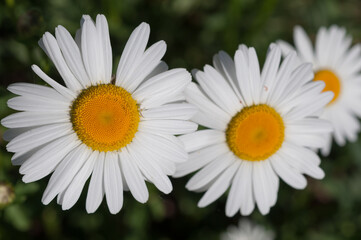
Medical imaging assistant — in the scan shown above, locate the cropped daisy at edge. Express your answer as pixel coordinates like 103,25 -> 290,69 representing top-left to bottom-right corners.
1,14 -> 197,214
221,219 -> 274,240
174,44 -> 333,216
277,25 -> 361,155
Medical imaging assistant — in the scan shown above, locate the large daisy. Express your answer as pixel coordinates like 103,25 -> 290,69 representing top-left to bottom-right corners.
174,44 -> 333,216
1,15 -> 197,214
277,25 -> 361,155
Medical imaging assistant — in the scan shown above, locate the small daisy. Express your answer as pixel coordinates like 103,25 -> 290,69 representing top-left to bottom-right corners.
221,219 -> 274,240
1,15 -> 197,214
174,44 -> 333,216
277,25 -> 361,155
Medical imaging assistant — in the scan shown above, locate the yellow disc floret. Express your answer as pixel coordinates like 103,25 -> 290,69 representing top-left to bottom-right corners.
226,104 -> 285,161
70,84 -> 140,152
314,69 -> 341,105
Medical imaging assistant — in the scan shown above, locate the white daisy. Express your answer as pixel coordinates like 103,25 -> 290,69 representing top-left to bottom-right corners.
277,25 -> 361,155
174,44 -> 333,216
221,219 -> 274,240
1,14 -> 197,214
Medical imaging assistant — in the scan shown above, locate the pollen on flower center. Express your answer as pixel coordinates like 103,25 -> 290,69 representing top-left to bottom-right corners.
226,104 -> 285,161
70,84 -> 140,152
314,69 -> 341,105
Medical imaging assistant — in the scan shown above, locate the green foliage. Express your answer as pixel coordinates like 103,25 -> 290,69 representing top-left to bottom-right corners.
1,0 -> 361,239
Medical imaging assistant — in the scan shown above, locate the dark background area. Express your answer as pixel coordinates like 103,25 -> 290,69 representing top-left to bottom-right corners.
1,0 -> 361,239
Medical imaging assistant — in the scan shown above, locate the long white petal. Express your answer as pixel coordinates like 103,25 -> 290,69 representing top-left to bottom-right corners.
198,160 -> 240,207
104,152 -> 123,214
141,103 -> 197,120
186,152 -> 235,191
173,143 -> 229,178
139,119 -> 197,135
55,25 -> 91,87
119,148 -> 148,203
7,123 -> 72,153
1,111 -> 69,128
86,152 -> 105,213
61,150 -> 97,210
178,130 -> 225,153
116,22 -> 150,87
40,32 -> 82,91
96,14 -> 112,84
42,144 -> 90,204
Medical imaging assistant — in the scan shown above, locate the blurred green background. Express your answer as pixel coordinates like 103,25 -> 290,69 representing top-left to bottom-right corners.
1,0 -> 361,239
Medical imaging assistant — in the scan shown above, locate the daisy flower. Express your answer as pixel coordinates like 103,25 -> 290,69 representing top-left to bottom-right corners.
277,25 -> 361,155
174,44 -> 333,216
1,14 -> 197,214
221,219 -> 274,240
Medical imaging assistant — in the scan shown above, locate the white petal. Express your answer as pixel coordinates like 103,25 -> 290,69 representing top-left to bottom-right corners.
286,118 -> 333,135
186,152 -> 235,191
213,51 -> 243,101
2,127 -> 33,142
270,153 -> 307,189
139,119 -> 197,135
104,152 -> 123,214
285,91 -> 333,121
7,123 -> 72,153
1,111 -> 69,128
286,133 -> 327,149
31,65 -> 76,100
267,51 -> 297,105
276,40 -> 296,56
96,14 -> 112,83
42,144 -> 90,204
261,45 -> 282,102
184,82 -> 230,130
197,65 -> 241,115
226,161 -> 254,217
315,27 -> 328,65
123,41 -> 167,93
8,82 -> 68,102
61,150 -> 97,210
235,49 -> 253,106
119,148 -> 148,203
7,96 -> 69,112
253,161 -> 272,215
178,130 -> 225,153
173,143 -> 229,178
135,132 -> 188,163
86,152 -> 105,213
81,18 -> 104,84
116,22 -> 150,87
141,103 -> 197,120
276,63 -> 314,106
133,69 -> 191,109
40,32 -> 82,91
127,140 -> 172,194
281,142 -> 324,179
20,134 -> 79,182
198,160 -> 240,207
55,25 -> 91,87
247,48 -> 262,104
144,61 -> 169,81
11,146 -> 41,166
294,26 -> 314,62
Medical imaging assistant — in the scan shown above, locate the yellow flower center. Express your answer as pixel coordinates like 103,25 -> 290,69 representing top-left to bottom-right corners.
314,69 -> 341,105
70,84 -> 140,152
226,104 -> 285,161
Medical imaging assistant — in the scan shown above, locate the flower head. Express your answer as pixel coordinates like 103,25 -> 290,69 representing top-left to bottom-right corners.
277,25 -> 361,155
175,44 -> 333,216
1,15 -> 197,214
